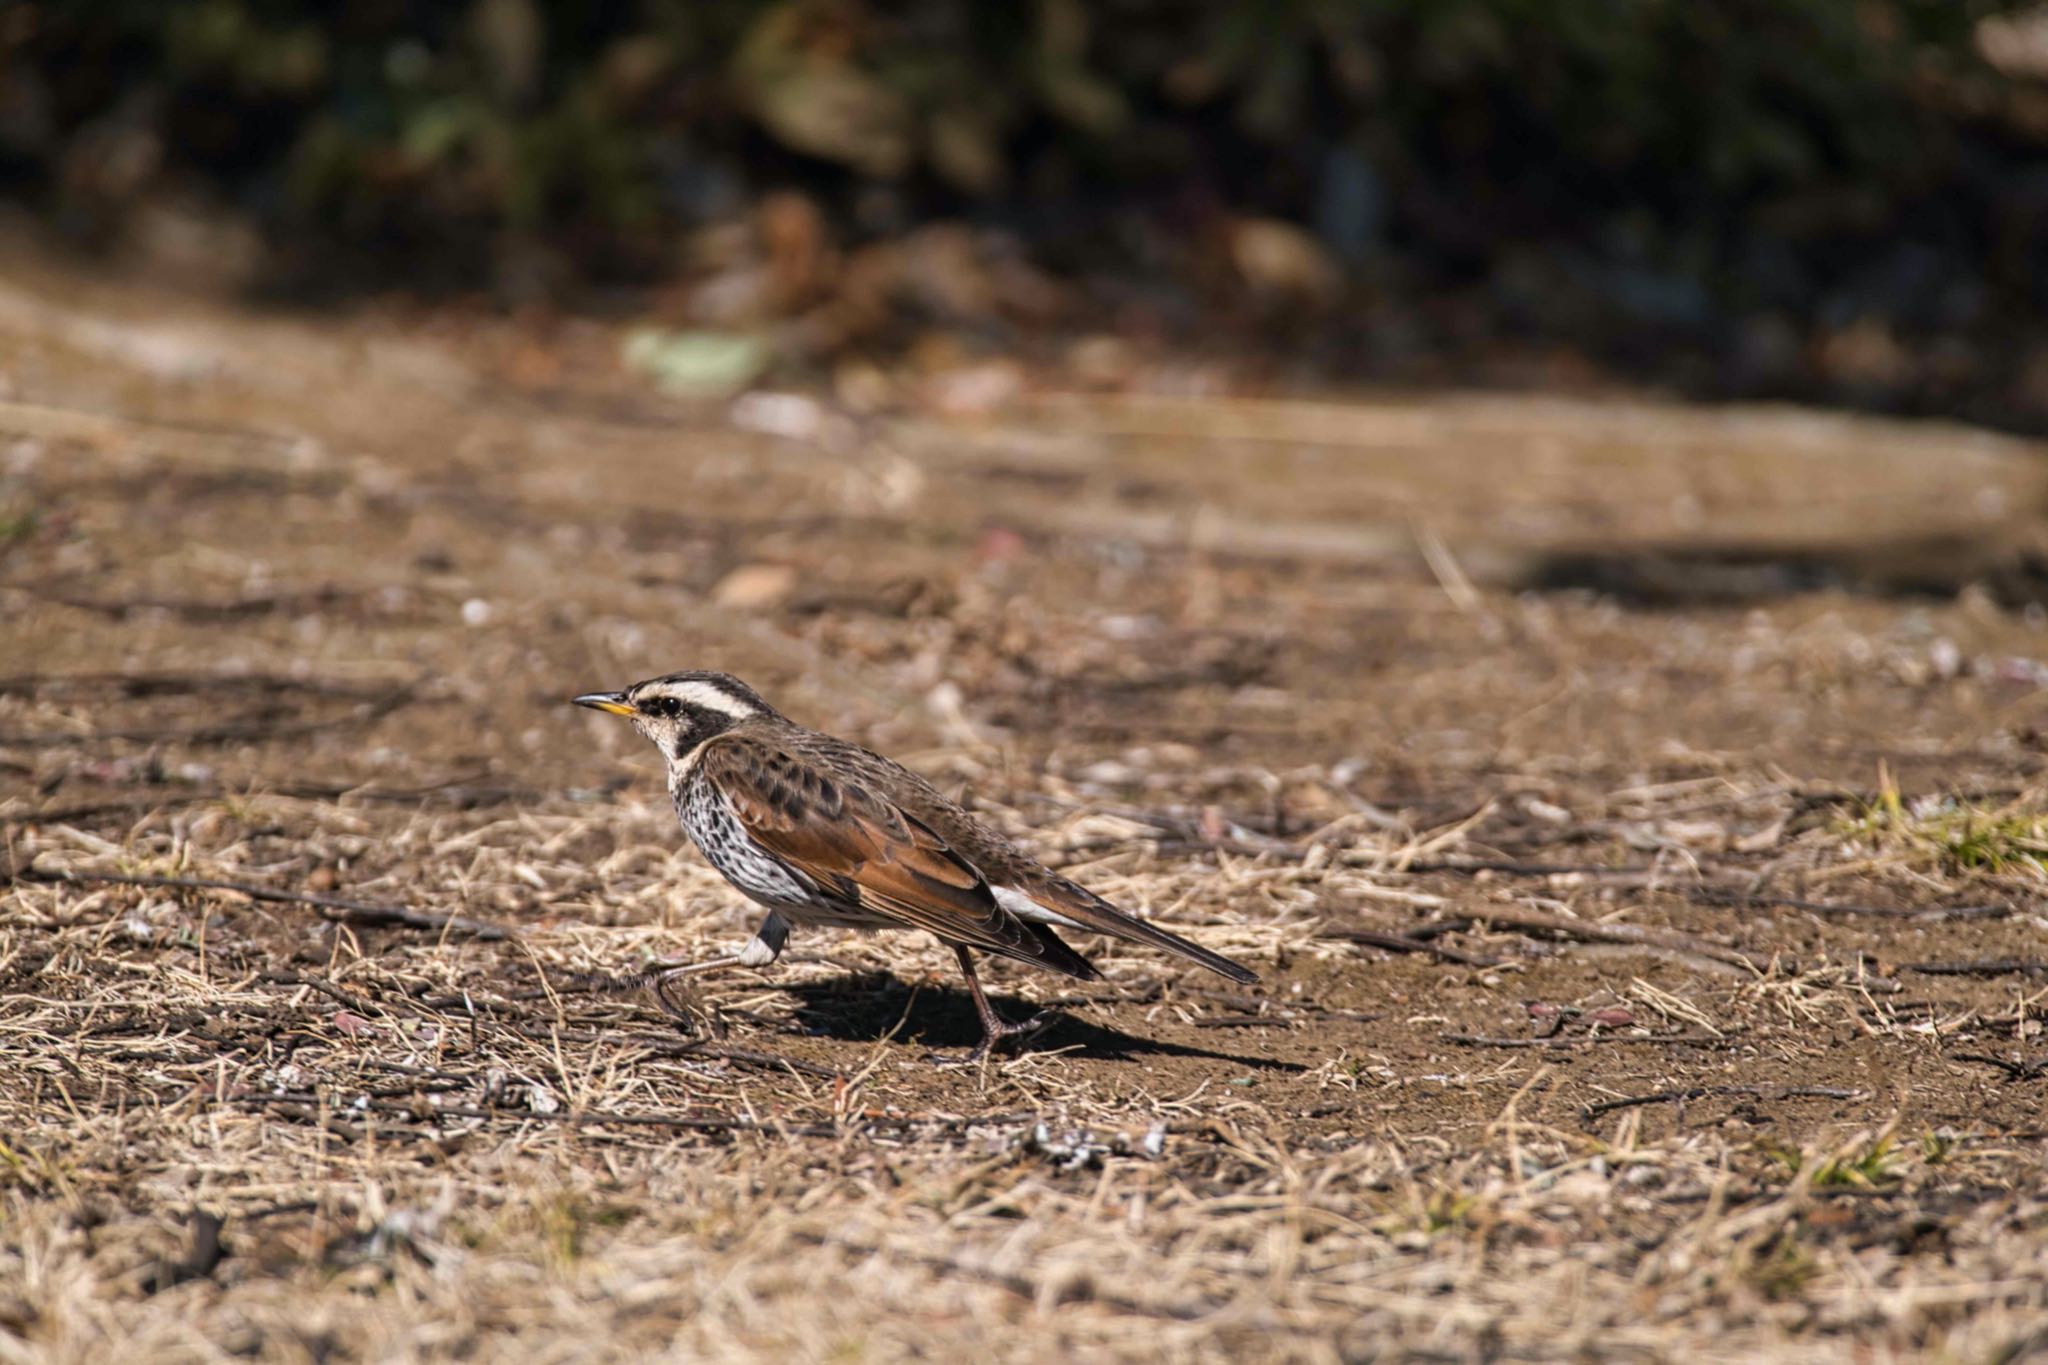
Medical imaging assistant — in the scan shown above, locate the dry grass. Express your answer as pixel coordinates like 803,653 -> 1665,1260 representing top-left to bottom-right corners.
3,255 -> 2048,1361
7,786 -> 2047,1364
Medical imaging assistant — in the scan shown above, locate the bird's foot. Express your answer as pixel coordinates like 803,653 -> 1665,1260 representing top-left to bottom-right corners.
928,1008 -> 1059,1066
648,965 -> 730,1038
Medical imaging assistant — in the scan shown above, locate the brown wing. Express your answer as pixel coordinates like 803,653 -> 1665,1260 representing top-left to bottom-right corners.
695,734 -> 1098,980
772,730 -> 1258,987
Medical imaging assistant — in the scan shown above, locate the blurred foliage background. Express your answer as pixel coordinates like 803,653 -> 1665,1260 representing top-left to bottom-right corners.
4,0 -> 2046,424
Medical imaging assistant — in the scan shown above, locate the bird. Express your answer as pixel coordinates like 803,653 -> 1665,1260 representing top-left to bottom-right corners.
573,670 -> 1257,1057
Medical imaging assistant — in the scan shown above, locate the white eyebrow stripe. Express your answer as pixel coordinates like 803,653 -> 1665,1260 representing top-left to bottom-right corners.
638,679 -> 760,719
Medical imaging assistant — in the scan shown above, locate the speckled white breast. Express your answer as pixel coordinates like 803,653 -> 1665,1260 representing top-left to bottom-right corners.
673,773 -> 892,929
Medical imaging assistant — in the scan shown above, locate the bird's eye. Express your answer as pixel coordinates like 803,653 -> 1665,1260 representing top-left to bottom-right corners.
641,696 -> 681,718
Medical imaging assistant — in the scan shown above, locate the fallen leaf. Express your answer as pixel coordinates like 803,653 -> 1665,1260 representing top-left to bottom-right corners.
332,1011 -> 379,1038
973,526 -> 1027,565
622,328 -> 771,396
1229,218 -> 1340,299
712,563 -> 798,609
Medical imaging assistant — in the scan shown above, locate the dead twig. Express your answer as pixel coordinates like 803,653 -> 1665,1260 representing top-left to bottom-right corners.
674,1041 -> 845,1079
0,670 -> 398,700
241,1092 -> 838,1137
1316,925 -> 1503,967
1191,1013 -> 1293,1030
13,867 -> 511,940
0,686 -> 418,748
1581,1084 -> 1864,1120
1694,889 -> 2010,921
1433,906 -> 1773,973
1905,960 -> 2048,978
28,586 -> 367,623
256,970 -> 380,1012
1441,1032 -> 1731,1050
502,1022 -> 842,1079
1954,1053 -> 2048,1082
1401,859 -> 1654,877
13,775 -> 564,825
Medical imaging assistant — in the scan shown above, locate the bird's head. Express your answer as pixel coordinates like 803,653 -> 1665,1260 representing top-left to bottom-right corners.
573,671 -> 777,762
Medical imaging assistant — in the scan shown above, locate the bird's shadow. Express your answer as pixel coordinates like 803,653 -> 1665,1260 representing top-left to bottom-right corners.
775,971 -> 1304,1072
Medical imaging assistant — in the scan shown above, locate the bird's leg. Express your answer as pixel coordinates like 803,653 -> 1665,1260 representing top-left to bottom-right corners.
648,912 -> 788,1021
735,910 -> 789,967
648,954 -> 742,1023
950,945 -> 1054,1062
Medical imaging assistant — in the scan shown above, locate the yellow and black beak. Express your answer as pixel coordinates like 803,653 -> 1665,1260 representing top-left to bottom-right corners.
572,690 -> 635,717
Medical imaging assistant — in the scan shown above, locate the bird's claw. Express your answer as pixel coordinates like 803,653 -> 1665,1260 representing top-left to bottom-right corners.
649,968 -> 728,1038
928,1008 -> 1059,1066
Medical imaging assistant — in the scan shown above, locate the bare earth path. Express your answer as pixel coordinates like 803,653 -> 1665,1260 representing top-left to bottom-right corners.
3,258 -> 2046,1361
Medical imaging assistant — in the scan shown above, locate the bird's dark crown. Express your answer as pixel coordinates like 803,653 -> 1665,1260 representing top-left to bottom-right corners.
573,670 -> 781,762
626,670 -> 776,719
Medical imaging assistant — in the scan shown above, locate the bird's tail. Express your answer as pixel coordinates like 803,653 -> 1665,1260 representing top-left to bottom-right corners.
1008,876 -> 1259,985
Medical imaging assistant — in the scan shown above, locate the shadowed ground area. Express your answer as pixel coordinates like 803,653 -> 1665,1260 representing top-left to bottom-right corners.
3,255 -> 2047,1360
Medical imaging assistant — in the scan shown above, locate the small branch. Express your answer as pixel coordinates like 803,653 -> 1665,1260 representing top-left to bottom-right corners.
503,1021 -> 842,1079
256,970 -> 379,1011
1046,981 -> 1167,1009
1442,1032 -> 1730,1050
1401,859 -> 1654,877
29,586 -> 367,623
13,867 -> 511,940
1905,959 -> 2048,978
0,686 -> 417,749
240,1092 -> 838,1137
15,777 -> 552,825
1582,1085 -> 1864,1119
674,1042 -> 845,1079
1316,925 -> 1502,967
0,670 -> 397,701
1694,889 -> 2010,922
1191,1014 -> 1292,1030
260,1101 -> 366,1144
1954,1053 -> 2048,1082
11,791 -> 235,824
1431,905 -> 1772,973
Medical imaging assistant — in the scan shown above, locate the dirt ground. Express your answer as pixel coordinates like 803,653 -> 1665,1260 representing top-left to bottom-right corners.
3,251 -> 2047,1362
